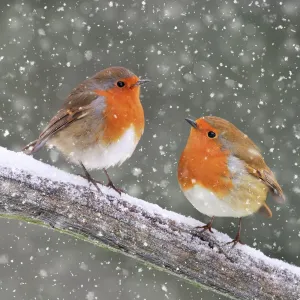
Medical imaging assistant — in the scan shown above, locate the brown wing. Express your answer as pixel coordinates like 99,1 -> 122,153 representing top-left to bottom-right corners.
231,141 -> 285,204
227,139 -> 285,204
23,89 -> 103,154
245,164 -> 285,204
232,142 -> 285,204
204,116 -> 285,204
62,81 -> 98,110
39,86 -> 101,141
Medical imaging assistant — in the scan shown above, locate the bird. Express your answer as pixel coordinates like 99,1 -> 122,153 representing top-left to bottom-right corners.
23,66 -> 150,194
177,116 -> 285,245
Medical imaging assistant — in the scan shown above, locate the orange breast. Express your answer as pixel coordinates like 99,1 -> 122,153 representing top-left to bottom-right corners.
178,133 -> 233,198
95,88 -> 144,144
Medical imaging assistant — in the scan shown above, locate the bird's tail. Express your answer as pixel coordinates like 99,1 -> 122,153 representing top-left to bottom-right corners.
22,138 -> 45,155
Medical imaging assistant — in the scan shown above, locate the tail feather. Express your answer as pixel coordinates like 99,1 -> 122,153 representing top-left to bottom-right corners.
22,138 -> 46,155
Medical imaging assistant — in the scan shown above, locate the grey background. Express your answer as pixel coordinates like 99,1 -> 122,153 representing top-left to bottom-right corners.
0,0 -> 300,299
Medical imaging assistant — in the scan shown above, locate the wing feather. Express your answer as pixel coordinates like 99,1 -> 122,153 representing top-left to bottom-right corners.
204,117 -> 285,203
23,89 -> 104,154
246,165 -> 285,203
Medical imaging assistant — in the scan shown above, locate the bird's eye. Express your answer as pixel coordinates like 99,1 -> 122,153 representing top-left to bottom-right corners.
207,131 -> 216,138
117,81 -> 125,88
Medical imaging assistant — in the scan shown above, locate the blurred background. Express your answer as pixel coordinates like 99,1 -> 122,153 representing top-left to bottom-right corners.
0,0 -> 300,299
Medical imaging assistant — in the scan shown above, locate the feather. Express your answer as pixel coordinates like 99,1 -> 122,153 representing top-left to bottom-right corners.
23,90 -> 104,155
257,203 -> 272,218
204,116 -> 285,203
246,165 -> 285,204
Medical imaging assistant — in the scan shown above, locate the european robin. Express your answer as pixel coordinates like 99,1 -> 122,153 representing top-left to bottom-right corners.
177,116 -> 285,245
23,66 -> 150,194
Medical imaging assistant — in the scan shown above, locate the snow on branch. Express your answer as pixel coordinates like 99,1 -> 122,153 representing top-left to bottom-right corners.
0,147 -> 299,300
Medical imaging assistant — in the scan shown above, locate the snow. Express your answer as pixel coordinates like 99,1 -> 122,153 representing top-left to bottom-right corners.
293,124 -> 300,139
0,0 -> 299,297
0,147 -> 89,188
0,146 -> 299,278
86,291 -> 95,300
39,269 -> 48,277
0,254 -> 9,264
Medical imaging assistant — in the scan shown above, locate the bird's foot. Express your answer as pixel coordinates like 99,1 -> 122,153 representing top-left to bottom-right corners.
195,222 -> 214,234
77,173 -> 103,195
77,174 -> 103,186
190,229 -> 210,242
191,225 -> 212,242
106,181 -> 125,195
226,232 -> 244,248
191,217 -> 215,241
225,217 -> 243,248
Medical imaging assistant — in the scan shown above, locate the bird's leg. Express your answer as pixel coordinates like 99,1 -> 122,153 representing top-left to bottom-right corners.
77,173 -> 103,185
226,217 -> 244,247
79,162 -> 102,194
103,169 -> 124,195
191,216 -> 215,241
195,216 -> 215,233
77,164 -> 103,185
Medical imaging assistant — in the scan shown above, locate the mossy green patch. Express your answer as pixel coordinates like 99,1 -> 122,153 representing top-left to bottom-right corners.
0,214 -> 46,226
0,213 -> 235,300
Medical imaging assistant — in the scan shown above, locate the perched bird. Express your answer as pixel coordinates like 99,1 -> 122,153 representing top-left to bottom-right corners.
23,66 -> 150,193
178,116 -> 285,245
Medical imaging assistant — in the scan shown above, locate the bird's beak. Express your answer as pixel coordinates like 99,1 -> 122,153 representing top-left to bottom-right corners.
185,118 -> 198,129
135,79 -> 151,86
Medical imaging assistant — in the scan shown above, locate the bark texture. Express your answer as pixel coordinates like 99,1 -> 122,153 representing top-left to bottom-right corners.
0,149 -> 299,300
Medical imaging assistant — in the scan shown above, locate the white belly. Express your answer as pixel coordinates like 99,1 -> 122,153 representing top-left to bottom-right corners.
183,156 -> 253,218
183,185 -> 248,218
68,126 -> 138,170
181,156 -> 257,218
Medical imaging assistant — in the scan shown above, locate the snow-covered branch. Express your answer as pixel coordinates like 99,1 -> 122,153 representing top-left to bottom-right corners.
0,147 -> 299,300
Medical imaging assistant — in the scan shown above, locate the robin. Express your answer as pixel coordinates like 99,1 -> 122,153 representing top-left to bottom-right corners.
23,66 -> 150,194
177,116 -> 285,245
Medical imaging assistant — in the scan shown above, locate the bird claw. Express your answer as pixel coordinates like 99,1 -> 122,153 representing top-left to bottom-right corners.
190,227 -> 210,242
106,181 -> 124,195
190,217 -> 215,241
195,223 -> 214,234
77,173 -> 103,195
225,218 -> 243,248
77,174 -> 103,186
225,235 -> 244,248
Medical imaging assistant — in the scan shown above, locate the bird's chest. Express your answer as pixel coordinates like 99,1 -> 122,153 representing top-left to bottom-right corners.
101,97 -> 145,144
180,155 -> 267,217
178,150 -> 233,197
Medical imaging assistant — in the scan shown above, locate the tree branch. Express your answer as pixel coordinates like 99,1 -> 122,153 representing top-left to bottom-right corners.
0,147 -> 299,300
